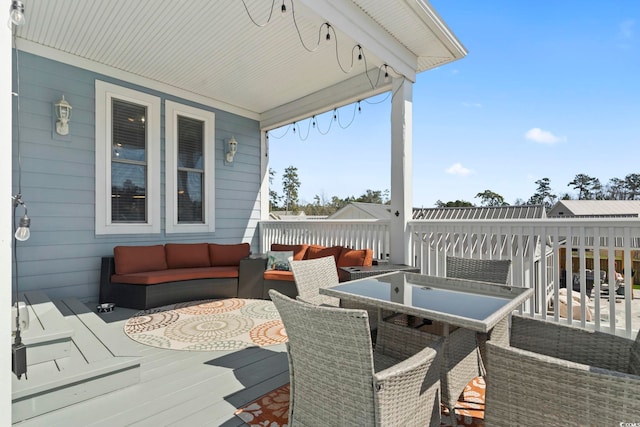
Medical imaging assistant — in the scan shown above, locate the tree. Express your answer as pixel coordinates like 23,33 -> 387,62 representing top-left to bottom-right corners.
282,166 -> 301,213
605,177 -> 626,200
624,173 -> 640,200
528,178 -> 556,210
568,173 -> 599,200
356,189 -> 386,204
475,190 -> 508,207
268,168 -> 282,210
435,200 -> 474,208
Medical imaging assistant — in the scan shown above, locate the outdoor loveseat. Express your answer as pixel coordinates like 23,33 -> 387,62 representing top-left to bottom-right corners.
262,243 -> 373,299
99,243 -> 254,309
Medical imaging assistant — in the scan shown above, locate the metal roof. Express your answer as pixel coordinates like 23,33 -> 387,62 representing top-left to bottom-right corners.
412,205 -> 547,220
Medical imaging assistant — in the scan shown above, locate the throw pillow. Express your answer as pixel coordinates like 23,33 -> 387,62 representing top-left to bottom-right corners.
267,251 -> 293,271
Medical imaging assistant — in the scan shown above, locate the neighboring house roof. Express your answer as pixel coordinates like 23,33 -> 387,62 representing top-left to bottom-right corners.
329,202 -> 392,220
412,205 -> 547,220
269,211 -> 328,220
548,200 -> 640,217
328,203 -> 547,220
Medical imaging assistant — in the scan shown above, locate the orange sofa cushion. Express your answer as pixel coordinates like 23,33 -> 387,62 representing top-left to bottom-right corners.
337,248 -> 373,268
263,269 -> 295,282
270,244 -> 309,261
114,245 -> 167,275
209,243 -> 250,266
165,243 -> 210,269
111,266 -> 239,285
305,245 -> 343,262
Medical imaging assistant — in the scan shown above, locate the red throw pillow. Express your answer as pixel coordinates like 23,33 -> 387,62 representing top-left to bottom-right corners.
305,245 -> 343,263
209,243 -> 251,266
165,243 -> 211,269
271,244 -> 309,261
337,248 -> 373,267
114,245 -> 168,275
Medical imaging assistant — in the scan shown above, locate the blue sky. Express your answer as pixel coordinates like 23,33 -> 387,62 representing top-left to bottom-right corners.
267,1 -> 639,207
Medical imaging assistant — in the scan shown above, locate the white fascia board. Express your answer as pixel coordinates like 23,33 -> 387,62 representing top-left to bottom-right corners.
408,0 -> 468,60
260,72 -> 391,131
299,0 -> 417,82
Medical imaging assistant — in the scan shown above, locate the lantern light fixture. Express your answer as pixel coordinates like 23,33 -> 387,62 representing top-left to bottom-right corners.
226,136 -> 238,163
54,95 -> 72,135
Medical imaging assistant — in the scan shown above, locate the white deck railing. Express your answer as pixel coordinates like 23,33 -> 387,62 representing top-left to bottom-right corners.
260,218 -> 640,337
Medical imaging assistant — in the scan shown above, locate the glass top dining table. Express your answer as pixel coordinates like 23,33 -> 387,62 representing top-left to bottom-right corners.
319,271 -> 533,333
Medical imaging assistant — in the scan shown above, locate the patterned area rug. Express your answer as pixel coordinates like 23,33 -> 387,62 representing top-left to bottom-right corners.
235,376 -> 485,426
124,298 -> 287,351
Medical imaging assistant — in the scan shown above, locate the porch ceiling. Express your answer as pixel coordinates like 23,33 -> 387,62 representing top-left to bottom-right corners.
14,0 -> 465,129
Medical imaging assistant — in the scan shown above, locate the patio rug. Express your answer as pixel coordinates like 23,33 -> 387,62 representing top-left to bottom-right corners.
124,298 -> 287,351
234,376 -> 485,426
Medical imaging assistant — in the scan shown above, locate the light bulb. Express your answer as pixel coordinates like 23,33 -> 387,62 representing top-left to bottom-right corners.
15,214 -> 30,241
281,2 -> 286,15
9,1 -> 25,27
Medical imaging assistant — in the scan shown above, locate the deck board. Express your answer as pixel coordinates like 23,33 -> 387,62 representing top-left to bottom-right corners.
13,300 -> 289,426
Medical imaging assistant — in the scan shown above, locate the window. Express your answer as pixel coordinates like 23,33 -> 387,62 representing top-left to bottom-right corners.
95,81 -> 161,234
165,101 -> 215,233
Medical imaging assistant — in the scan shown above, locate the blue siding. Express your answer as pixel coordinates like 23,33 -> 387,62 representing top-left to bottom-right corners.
12,51 -> 263,301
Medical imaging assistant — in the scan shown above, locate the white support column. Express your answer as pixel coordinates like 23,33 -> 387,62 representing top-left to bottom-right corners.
389,77 -> 413,265
2,19 -> 14,427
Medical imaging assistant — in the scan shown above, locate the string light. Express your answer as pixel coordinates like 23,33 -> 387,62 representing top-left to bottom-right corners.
281,0 -> 286,15
325,23 -> 331,42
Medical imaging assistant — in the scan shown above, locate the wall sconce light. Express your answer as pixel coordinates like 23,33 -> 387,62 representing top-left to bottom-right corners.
54,95 -> 72,135
226,136 -> 238,163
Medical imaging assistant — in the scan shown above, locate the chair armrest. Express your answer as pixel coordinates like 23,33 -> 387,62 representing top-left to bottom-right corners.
510,314 -> 634,372
485,340 -> 640,426
373,338 -> 443,426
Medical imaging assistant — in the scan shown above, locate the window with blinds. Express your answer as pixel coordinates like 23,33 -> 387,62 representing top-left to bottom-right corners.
165,100 -> 215,234
177,115 -> 204,223
95,80 -> 161,235
111,99 -> 148,223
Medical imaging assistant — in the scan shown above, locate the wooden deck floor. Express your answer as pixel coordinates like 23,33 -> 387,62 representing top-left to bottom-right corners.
13,301 -> 289,427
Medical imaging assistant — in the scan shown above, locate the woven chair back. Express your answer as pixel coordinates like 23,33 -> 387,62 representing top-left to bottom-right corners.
290,256 -> 340,306
446,256 -> 511,285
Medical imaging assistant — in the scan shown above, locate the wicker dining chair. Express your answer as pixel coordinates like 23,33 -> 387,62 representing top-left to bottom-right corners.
485,314 -> 640,426
433,256 -> 512,425
289,255 -> 340,306
269,289 -> 444,427
290,255 -> 380,331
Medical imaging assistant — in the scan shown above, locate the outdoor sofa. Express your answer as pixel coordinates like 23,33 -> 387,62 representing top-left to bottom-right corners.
99,242 -> 255,309
262,243 -> 373,299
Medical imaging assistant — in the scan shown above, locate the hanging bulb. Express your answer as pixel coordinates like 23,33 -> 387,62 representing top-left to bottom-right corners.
9,0 -> 25,27
384,65 -> 390,83
357,45 -> 363,61
312,116 -> 316,128
325,24 -> 331,42
292,122 -> 296,133
333,109 -> 337,121
281,1 -> 286,15
357,101 -> 361,113
15,214 -> 30,241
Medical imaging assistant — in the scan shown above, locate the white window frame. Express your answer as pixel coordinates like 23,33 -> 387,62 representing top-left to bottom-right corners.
95,80 -> 161,235
165,101 -> 216,234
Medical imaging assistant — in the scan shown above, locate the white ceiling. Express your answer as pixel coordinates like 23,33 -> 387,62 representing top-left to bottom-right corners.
15,0 -> 466,129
